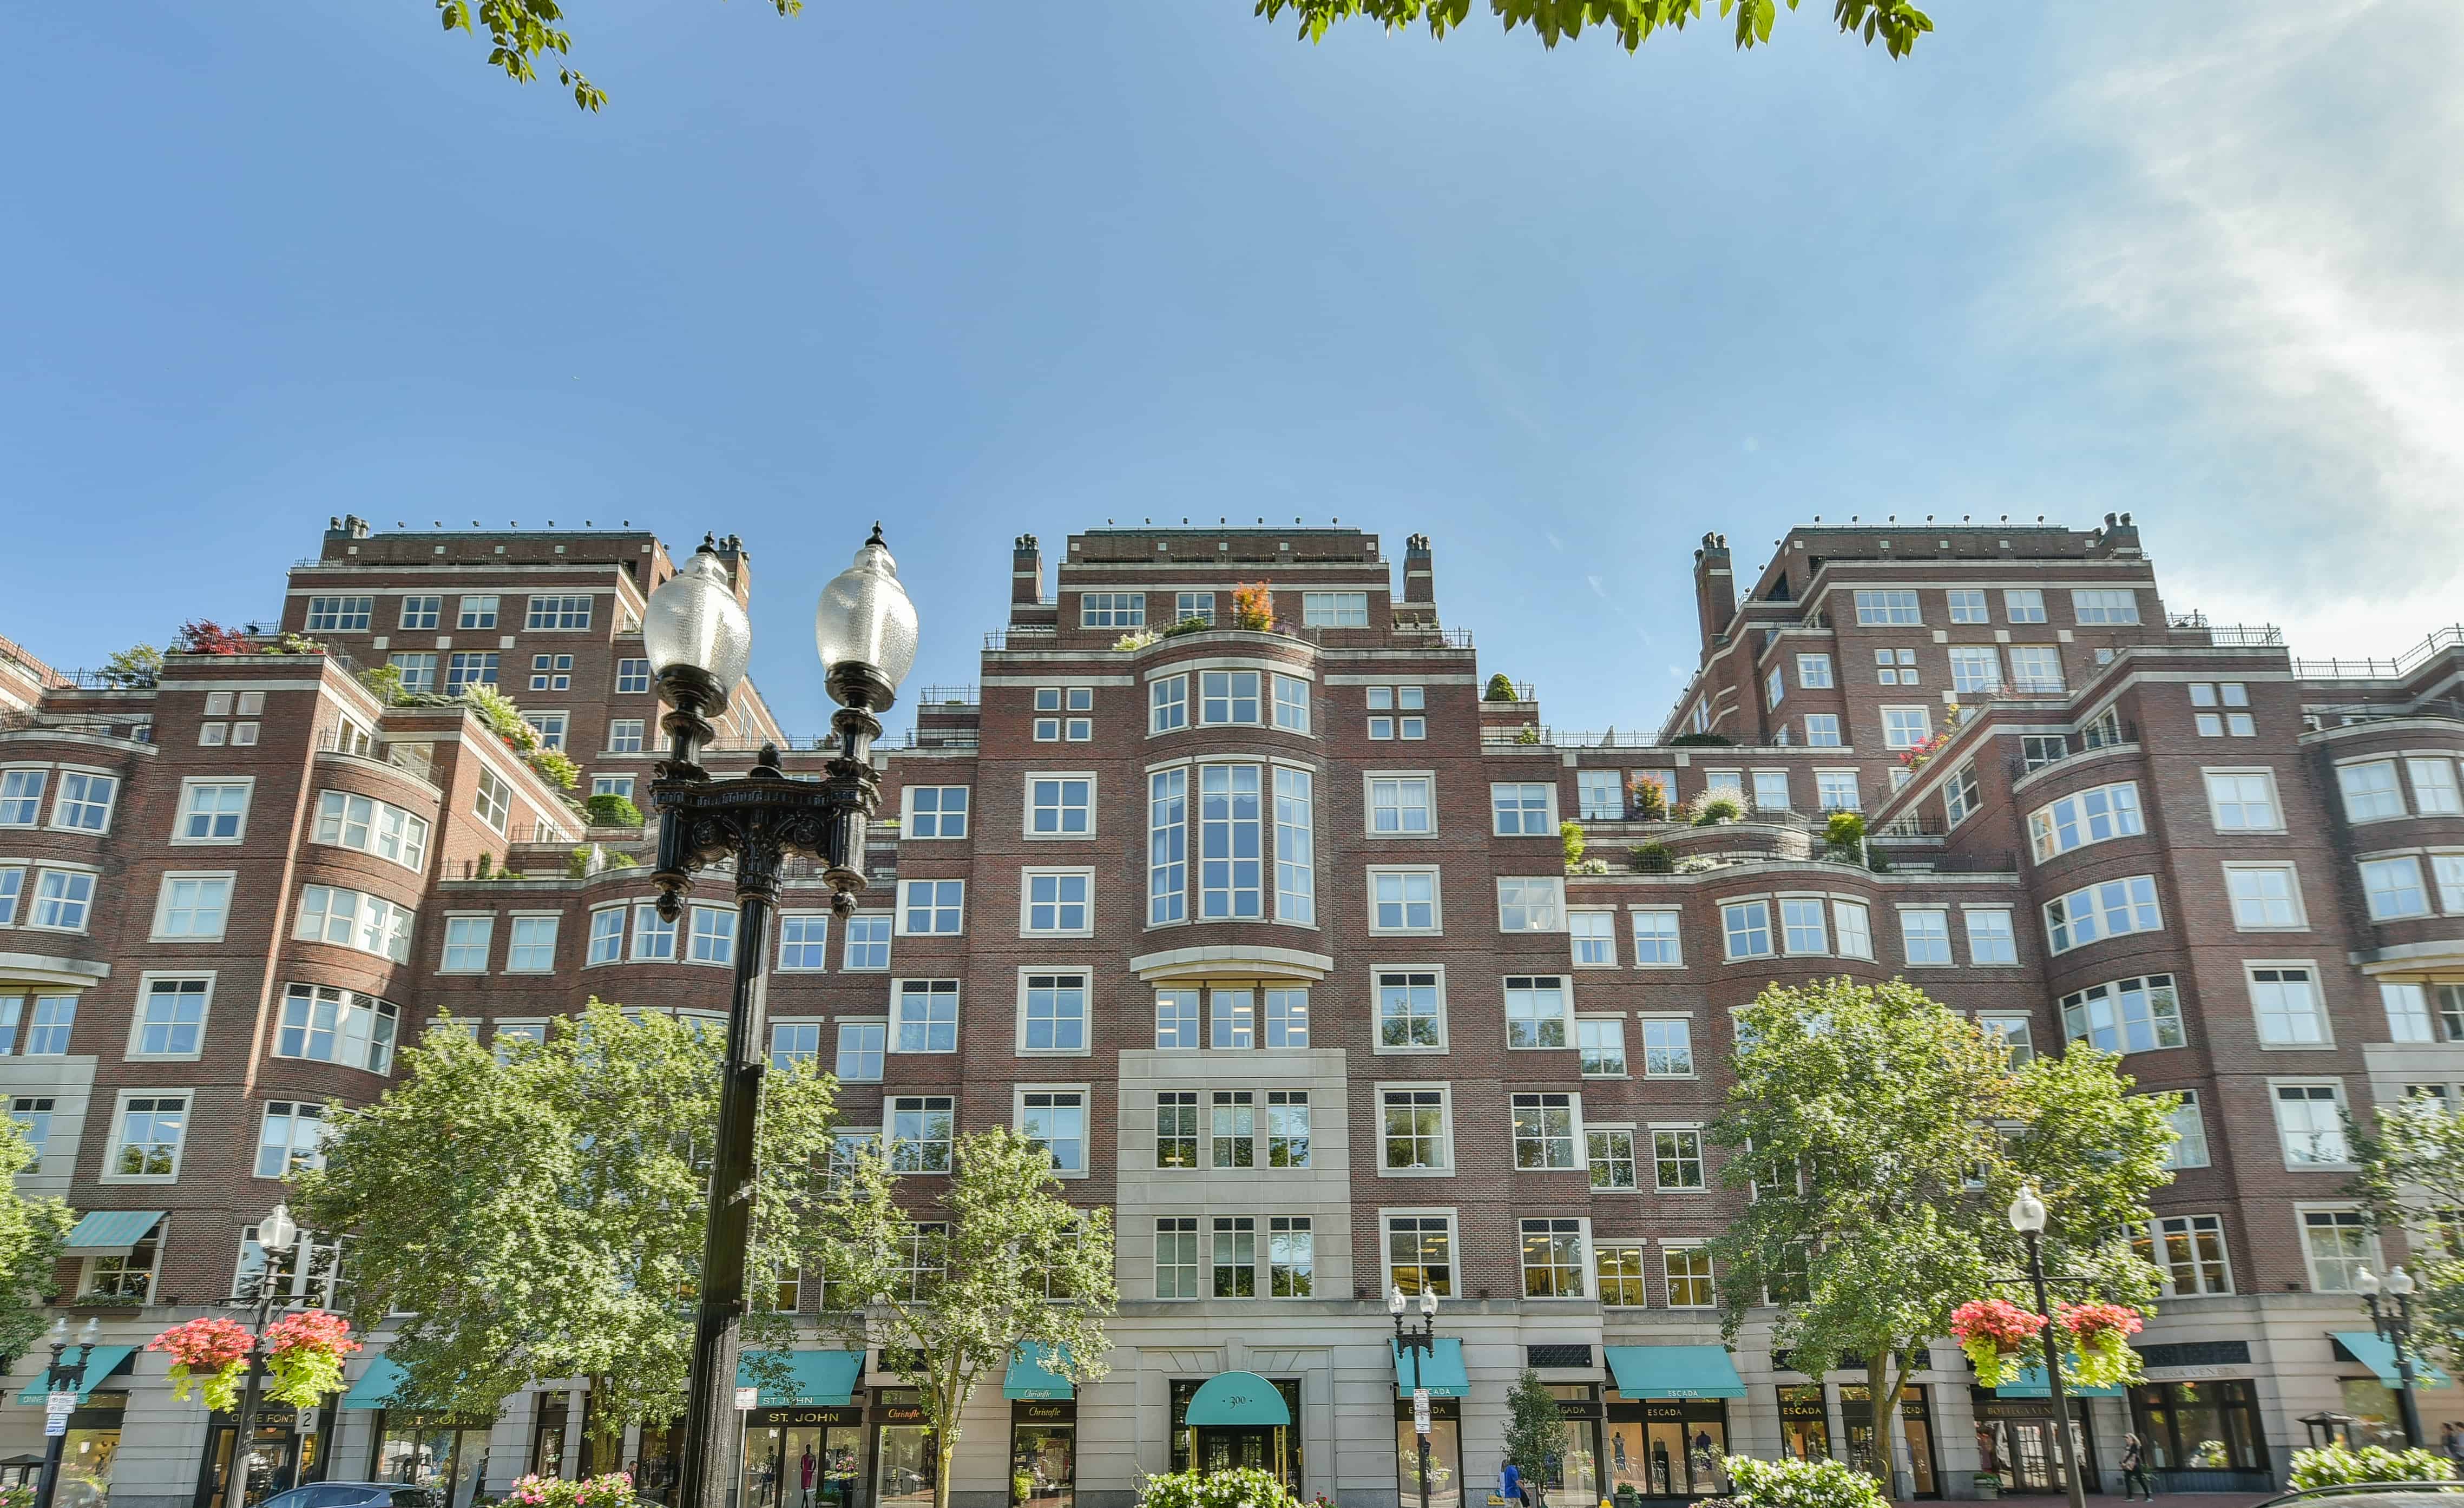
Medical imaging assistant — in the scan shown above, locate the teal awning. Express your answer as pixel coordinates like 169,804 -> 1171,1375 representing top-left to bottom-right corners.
1996,1366 -> 2124,1399
1393,1337 -> 1470,1399
63,1211 -> 165,1255
739,1349 -> 864,1407
340,1358 -> 408,1410
1186,1370 -> 1290,1426
2334,1333 -> 2454,1387
1605,1345 -> 1747,1400
1005,1343 -> 1075,1400
15,1347 -> 134,1405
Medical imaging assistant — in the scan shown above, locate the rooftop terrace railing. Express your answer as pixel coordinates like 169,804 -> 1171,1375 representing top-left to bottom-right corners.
2292,625 -> 2464,680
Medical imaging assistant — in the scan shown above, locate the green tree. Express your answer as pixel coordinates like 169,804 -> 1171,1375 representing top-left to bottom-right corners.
2349,1095 -> 2464,1376
102,643 -> 162,686
292,999 -> 839,1463
1707,978 -> 2176,1486
1500,1367 -> 1564,1507
0,1121 -> 74,1368
814,1129 -> 1117,1508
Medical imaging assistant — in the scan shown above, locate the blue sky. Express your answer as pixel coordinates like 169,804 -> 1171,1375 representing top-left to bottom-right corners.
4,1 -> 2455,737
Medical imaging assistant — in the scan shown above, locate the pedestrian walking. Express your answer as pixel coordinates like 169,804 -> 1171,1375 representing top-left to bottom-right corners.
2119,1433 -> 2153,1501
1500,1459 -> 1525,1508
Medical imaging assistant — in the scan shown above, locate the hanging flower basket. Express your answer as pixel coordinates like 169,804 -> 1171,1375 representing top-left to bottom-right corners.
1950,1299 -> 2046,1389
2057,1302 -> 2146,1390
147,1316 -> 254,1412
261,1309 -> 362,1408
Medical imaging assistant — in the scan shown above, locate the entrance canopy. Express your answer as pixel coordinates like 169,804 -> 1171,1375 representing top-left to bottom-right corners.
739,1349 -> 865,1407
1604,1345 -> 1746,1400
1006,1342 -> 1075,1400
14,1347 -> 133,1406
1186,1371 -> 1290,1426
1995,1366 -> 2124,1399
2333,1333 -> 2455,1387
339,1357 -> 407,1410
1391,1338 -> 1469,1399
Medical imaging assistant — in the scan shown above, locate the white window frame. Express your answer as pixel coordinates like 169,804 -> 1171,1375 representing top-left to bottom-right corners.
902,785 -> 970,840
1852,589 -> 1922,625
1490,781 -> 1558,837
170,777 -> 254,846
1024,773 -> 1098,840
896,878 -> 967,937
506,914 -> 561,973
1880,706 -> 1933,749
2041,874 -> 2163,955
2298,1206 -> 2378,1293
48,769 -> 119,834
890,979 -> 962,1055
1832,899 -> 1874,960
101,1089 -> 193,1184
1569,908 -> 1619,968
1495,876 -> 1565,934
128,973 -> 215,1062
2216,861 -> 2304,931
439,913 -> 495,973
586,905 -> 627,967
1368,866 -> 1443,936
2248,960 -> 2332,1048
1503,974 -> 1572,1051
1898,906 -> 1954,967
1015,1085 -> 1092,1177
1079,592 -> 1145,629
1377,1082 -> 1455,1175
1639,1014 -> 1696,1078
2071,589 -> 2140,625
2361,856 -> 2433,921
2202,768 -> 2284,833
2270,1079 -> 2353,1170
1364,773 -> 1437,838
151,871 -> 235,943
2338,759 -> 2407,822
1796,653 -> 1834,688
1300,591 -> 1369,627
1372,966 -> 1449,1055
1721,898 -> 1774,961
1019,868 -> 1096,938
1628,907 -> 1684,967
1964,907 -> 2018,965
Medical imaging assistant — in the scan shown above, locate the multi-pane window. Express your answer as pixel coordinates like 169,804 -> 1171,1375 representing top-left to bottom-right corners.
530,655 -> 574,692
1155,990 -> 1200,1049
9,1097 -> 52,1158
1947,589 -> 1989,624
685,906 -> 734,965
51,772 -> 116,832
607,719 -> 645,754
1497,878 -> 1562,933
843,915 -> 891,970
1653,1128 -> 1707,1189
1576,769 -> 1624,821
2362,858 -> 2431,920
2274,1083 -> 2349,1165
1267,1090 -> 1311,1167
1504,976 -> 1568,1049
1212,1216 -> 1258,1298
1752,770 -> 1790,811
472,767 -> 511,831
2302,1210 -> 2372,1291
1378,972 -> 1443,1049
2137,1215 -> 2231,1296
1148,770 -> 1188,924
616,657 -> 651,694
1631,911 -> 1682,965
1575,1017 -> 1626,1076
1199,766 -> 1263,918
1664,1247 -> 1717,1307
1033,687 -> 1094,742
1979,1015 -> 2034,1062
305,596 -> 373,631
2043,875 -> 2161,953
1874,649 -> 1921,685
2007,645 -> 2065,694
769,1022 -> 822,1068
23,996 -> 75,1056
2028,782 -> 2144,860
1797,654 -> 1834,688
112,1095 -> 189,1178
2381,983 -> 2439,1042
1964,908 -> 2019,964
1382,1089 -> 1449,1170
1587,1128 -> 1637,1189
1832,900 -> 1873,959
456,595 -> 499,629
1881,707 -> 1932,748
1943,764 -> 1981,826
1722,900 -> 1773,960
525,594 -> 593,629
1512,1093 -> 1579,1169
1149,675 -> 1188,733
2223,865 -> 2303,929
1211,1092 -> 1255,1169
1779,898 -> 1827,956
1198,671 -> 1261,726
1274,769 -> 1315,923
275,984 -> 399,1074
1585,1244 -> 1644,1307
1765,666 -> 1785,709
904,786 -> 969,839
441,916 -> 493,971
899,879 -> 964,935
1365,685 -> 1427,741
134,978 -> 210,1056
1080,592 -> 1145,628
1213,989 -> 1257,1051
155,876 -> 232,939
1157,1092 -> 1200,1167
1300,591 -> 1368,627
2340,760 -> 2404,820
1264,989 -> 1310,1048
2003,588 -> 2047,623
1175,591 -> 1214,625
835,1022 -> 886,1081
178,781 -> 251,842
2409,758 -> 2463,814
1901,908 -> 1953,965
1369,777 -> 1434,835
2072,589 -> 2139,624
1027,776 -> 1093,837
1272,675 -> 1311,733
2163,1092 -> 2212,1169
255,1102 -> 327,1180
0,770 -> 48,826
391,651 -> 439,691
1641,1018 -> 1694,1077
446,651 -> 499,690
2204,771 -> 2281,831
1387,1215 -> 1453,1296
893,980 -> 960,1053
892,1223 -> 949,1299
295,885 -> 413,963
1021,974 -> 1088,1052
1493,783 -> 1555,836
2250,966 -> 2328,1046
1853,590 -> 1921,625
1948,646 -> 2001,694
314,791 -> 431,871
777,913 -> 829,970
31,870 -> 95,931
1571,911 -> 1616,966
1520,1219 -> 1586,1298
398,595 -> 442,630
1023,872 -> 1092,935
1269,1216 -> 1315,1296
889,1097 -> 955,1173
2061,975 -> 2185,1054
1156,1217 -> 1201,1299
1020,1091 -> 1087,1174
1804,714 -> 1843,747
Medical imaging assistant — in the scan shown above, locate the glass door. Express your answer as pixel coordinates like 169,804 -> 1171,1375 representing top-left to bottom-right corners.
1397,1419 -> 1461,1508
877,1425 -> 937,1508
1011,1423 -> 1075,1508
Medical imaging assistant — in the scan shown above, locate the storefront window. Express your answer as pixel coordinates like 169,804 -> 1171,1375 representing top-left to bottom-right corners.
60,1426 -> 119,1508
209,1419 -> 312,1507
744,1414 -> 863,1508
531,1392 -> 570,1476
1838,1385 -> 1938,1498
1778,1386 -> 1831,1463
1605,1396 -> 1727,1502
1395,1410 -> 1462,1508
1013,1419 -> 1076,1508
1972,1395 -> 2094,1496
1543,1386 -> 1599,1507
2128,1380 -> 2269,1473
376,1423 -> 492,1508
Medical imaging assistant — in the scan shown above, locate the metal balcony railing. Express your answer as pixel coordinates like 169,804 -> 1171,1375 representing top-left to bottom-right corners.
2294,624 -> 2464,679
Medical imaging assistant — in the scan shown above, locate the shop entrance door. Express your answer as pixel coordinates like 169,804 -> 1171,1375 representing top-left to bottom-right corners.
1196,1427 -> 1281,1479
200,1423 -> 309,1508
1979,1414 -> 2091,1496
1013,1422 -> 1075,1508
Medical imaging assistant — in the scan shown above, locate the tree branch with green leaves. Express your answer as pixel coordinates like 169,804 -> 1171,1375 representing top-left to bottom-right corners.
0,1121 -> 73,1369
1706,978 -> 2175,1485
2349,1095 -> 2464,1379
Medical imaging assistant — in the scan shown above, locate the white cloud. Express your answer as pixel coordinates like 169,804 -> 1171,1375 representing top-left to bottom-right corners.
2009,0 -> 2464,660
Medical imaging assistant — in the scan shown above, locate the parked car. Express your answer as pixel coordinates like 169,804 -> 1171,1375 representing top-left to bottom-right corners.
258,1484 -> 441,1508
2259,1487 -> 2464,1508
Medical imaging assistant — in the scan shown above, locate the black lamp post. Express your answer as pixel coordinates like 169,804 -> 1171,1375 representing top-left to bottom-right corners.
223,1202 -> 304,1508
31,1316 -> 100,1508
2004,1184 -> 2090,1508
645,528 -> 918,1508
1390,1284 -> 1441,1508
2357,1266 -> 2426,1448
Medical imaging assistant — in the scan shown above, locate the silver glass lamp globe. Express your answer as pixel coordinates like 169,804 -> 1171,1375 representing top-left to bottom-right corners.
642,543 -> 754,719
814,524 -> 919,713
2007,1183 -> 2047,1234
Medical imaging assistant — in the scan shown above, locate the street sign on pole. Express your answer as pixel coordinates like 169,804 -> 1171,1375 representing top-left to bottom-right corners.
735,1386 -> 760,1410
1412,1386 -> 1431,1434
44,1391 -> 76,1437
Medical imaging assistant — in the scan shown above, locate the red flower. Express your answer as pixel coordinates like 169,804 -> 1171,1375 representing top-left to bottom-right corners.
2058,1301 -> 2144,1342
147,1316 -> 253,1369
1951,1298 -> 2047,1352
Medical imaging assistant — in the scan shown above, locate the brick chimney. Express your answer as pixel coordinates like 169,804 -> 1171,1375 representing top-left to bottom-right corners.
1013,534 -> 1044,607
1693,532 -> 1735,653
1402,533 -> 1435,607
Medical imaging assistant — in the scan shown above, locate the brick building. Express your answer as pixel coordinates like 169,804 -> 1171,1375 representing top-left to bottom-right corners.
2,513 -> 2460,1508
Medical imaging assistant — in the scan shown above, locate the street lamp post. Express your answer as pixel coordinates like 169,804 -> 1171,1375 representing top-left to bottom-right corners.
223,1202 -> 304,1508
31,1316 -> 101,1508
2356,1267 -> 2426,1448
2005,1184 -> 2090,1508
646,529 -> 918,1508
1390,1286 -> 1441,1508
